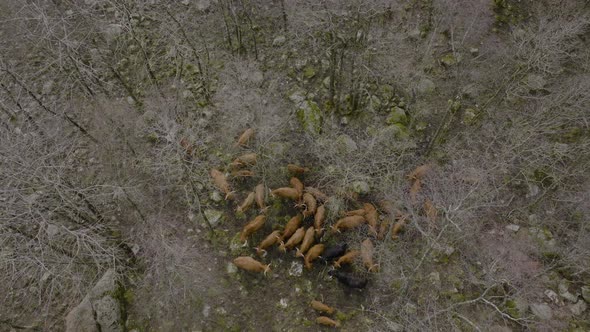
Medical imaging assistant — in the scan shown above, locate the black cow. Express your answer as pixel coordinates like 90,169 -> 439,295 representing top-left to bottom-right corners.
328,269 -> 368,289
322,242 -> 348,262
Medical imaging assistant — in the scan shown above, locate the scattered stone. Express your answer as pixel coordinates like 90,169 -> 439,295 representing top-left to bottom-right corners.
288,88 -> 306,104
351,180 -> 370,195
182,90 -> 194,99
525,74 -> 547,91
66,298 -> 98,332
375,125 -> 409,143
65,269 -> 123,332
530,303 -> 553,320
569,300 -> 587,316
226,262 -> 238,274
463,108 -> 477,125
272,35 -> 286,47
433,243 -> 456,257
202,304 -> 211,318
336,134 -> 358,153
408,29 -> 421,40
489,326 -> 512,332
131,244 -> 140,256
46,223 -> 60,238
461,84 -> 479,99
385,321 -> 403,331
544,289 -> 561,305
203,209 -> 223,227
278,298 -> 288,309
368,95 -> 382,112
103,24 -> 123,42
558,280 -> 578,303
428,272 -> 441,290
581,286 -> 590,303
469,47 -> 479,56
210,191 -> 223,203
415,78 -> 435,95
340,116 -> 350,126
379,84 -> 394,100
325,196 -> 345,218
126,96 -> 135,105
526,183 -> 540,198
505,224 -> 520,232
195,0 -> 211,11
288,261 -> 303,277
42,80 -> 54,95
294,59 -> 307,71
322,76 -> 331,89
404,303 -> 417,314
528,227 -> 556,248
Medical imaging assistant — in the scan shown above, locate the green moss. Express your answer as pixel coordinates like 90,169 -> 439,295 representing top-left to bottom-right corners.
335,311 -> 351,321
440,53 -> 460,67
562,127 -> 583,143
296,100 -> 322,134
303,66 -> 316,79
463,108 -> 477,125
146,132 -> 158,143
386,106 -> 408,125
533,168 -> 554,188
390,279 -> 403,290
504,299 -> 521,318
492,0 -> 525,29
448,100 -> 462,113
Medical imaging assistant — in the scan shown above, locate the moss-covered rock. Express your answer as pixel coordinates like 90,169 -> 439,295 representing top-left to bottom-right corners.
335,134 -> 358,153
463,108 -> 477,125
296,100 -> 323,134
303,66 -> 316,79
386,106 -> 408,125
440,53 -> 461,67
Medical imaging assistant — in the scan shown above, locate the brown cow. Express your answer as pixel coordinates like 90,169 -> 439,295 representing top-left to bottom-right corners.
210,169 -> 234,200
281,214 -> 302,241
305,186 -> 328,202
271,187 -> 300,200
255,230 -> 281,256
361,238 -> 379,272
233,256 -> 270,276
287,164 -> 309,174
240,215 -> 266,244
295,227 -> 315,258
316,316 -> 340,328
302,193 -> 317,218
363,203 -> 379,236
279,227 -> 305,253
289,177 -> 304,198
236,128 -> 255,147
304,244 -> 325,269
330,215 -> 365,233
310,300 -> 335,315
333,250 -> 360,268
314,205 -> 326,236
236,192 -> 255,213
230,153 -> 257,169
255,183 -> 267,212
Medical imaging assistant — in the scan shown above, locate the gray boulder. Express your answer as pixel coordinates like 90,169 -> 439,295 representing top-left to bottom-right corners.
65,269 -> 124,332
530,303 -> 553,320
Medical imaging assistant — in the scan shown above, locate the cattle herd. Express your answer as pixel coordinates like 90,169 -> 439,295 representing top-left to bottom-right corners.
204,128 -> 430,328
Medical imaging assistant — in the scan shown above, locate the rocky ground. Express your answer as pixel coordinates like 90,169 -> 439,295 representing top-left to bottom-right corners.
1,0 -> 589,331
